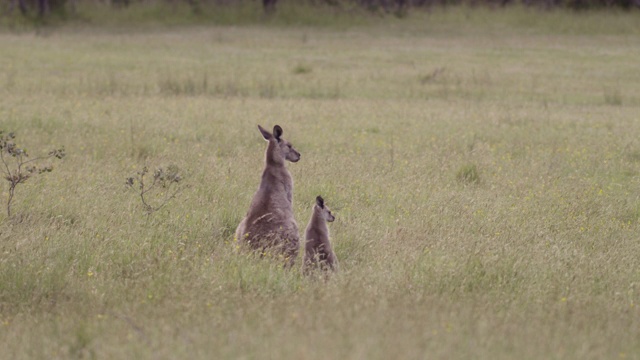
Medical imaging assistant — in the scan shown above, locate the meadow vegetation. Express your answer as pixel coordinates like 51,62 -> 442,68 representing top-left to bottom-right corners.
1,7 -> 640,359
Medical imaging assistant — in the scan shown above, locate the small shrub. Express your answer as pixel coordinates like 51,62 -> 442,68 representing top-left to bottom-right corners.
456,163 -> 480,185
158,73 -> 208,96
0,130 -> 65,217
603,87 -> 622,106
126,164 -> 188,215
419,67 -> 446,84
258,82 -> 278,99
293,64 -> 312,75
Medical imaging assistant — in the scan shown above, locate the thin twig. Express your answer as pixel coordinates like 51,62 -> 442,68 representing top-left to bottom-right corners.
19,153 -> 55,167
153,184 -> 189,213
0,149 -> 11,178
129,166 -> 186,215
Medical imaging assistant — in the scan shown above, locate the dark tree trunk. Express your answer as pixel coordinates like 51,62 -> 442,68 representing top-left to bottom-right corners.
38,0 -> 49,17
263,0 -> 278,13
395,0 -> 408,16
10,0 -> 29,15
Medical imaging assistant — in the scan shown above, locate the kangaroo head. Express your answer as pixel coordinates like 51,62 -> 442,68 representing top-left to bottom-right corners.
258,124 -> 301,165
316,196 -> 335,222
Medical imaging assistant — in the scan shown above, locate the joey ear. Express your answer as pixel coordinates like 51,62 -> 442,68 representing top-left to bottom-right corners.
316,196 -> 324,208
258,125 -> 272,141
273,125 -> 283,142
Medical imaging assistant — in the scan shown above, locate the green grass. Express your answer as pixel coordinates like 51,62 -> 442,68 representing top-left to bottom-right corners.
1,8 -> 640,359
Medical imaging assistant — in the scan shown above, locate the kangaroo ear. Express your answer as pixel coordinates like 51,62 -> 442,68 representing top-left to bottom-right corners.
273,125 -> 283,142
316,195 -> 324,208
258,125 -> 272,141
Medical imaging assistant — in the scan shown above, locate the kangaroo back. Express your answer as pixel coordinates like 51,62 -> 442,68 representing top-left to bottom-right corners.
235,125 -> 301,266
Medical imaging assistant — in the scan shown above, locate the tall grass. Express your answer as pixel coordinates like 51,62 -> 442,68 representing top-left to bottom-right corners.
1,9 -> 640,359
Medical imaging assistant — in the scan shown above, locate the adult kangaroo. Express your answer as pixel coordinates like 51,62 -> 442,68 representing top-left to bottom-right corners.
235,125 -> 301,266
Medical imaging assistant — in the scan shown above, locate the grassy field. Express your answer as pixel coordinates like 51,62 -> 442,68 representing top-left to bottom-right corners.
1,7 -> 640,359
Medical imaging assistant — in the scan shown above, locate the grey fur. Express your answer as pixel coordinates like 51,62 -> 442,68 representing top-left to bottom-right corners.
235,125 -> 301,266
303,195 -> 338,274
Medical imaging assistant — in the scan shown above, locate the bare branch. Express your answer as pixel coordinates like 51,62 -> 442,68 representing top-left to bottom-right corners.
127,164 -> 187,216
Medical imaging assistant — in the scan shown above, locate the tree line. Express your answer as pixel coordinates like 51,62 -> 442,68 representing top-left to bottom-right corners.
4,0 -> 640,21
324,0 -> 639,11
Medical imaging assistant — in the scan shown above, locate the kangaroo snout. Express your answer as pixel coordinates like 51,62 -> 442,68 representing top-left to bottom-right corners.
289,151 -> 301,163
